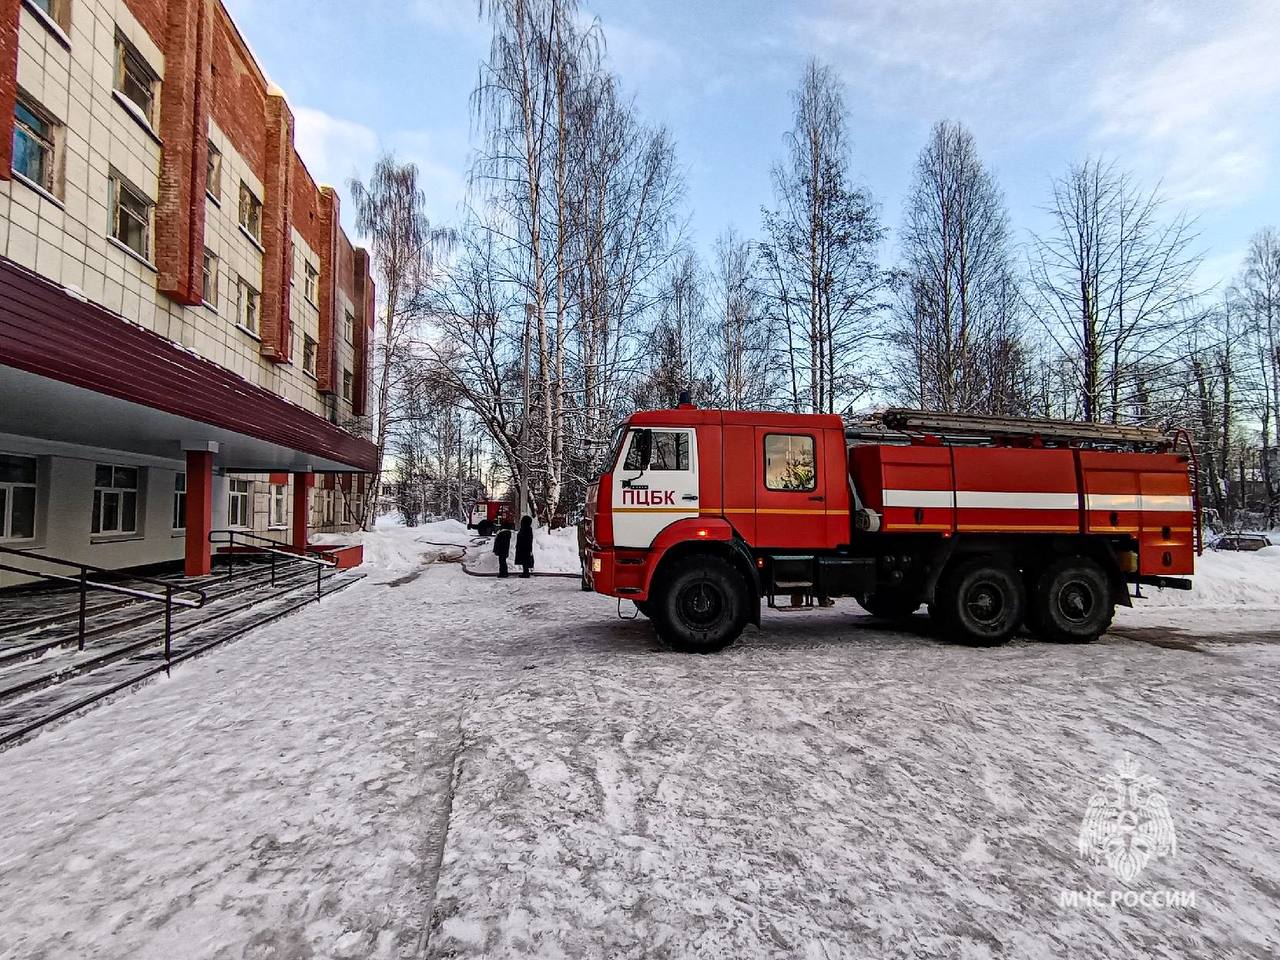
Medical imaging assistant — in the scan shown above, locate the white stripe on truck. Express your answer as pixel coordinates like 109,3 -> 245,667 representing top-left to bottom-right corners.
882,490 -> 1194,512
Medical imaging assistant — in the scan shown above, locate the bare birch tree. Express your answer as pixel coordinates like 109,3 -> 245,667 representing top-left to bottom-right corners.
892,121 -> 1029,414
348,155 -> 453,529
1026,158 -> 1202,424
759,59 -> 885,414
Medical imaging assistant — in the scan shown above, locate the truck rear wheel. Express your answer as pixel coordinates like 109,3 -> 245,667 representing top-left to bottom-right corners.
935,557 -> 1024,647
1029,557 -> 1113,644
651,554 -> 749,653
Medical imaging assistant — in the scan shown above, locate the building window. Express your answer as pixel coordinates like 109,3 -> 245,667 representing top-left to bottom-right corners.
302,334 -> 317,376
342,369 -> 353,403
303,262 -> 319,304
323,490 -> 335,525
206,140 -> 222,202
114,32 -> 158,126
202,249 -> 219,306
238,182 -> 262,242
12,94 -> 58,194
764,434 -> 817,491
0,454 -> 38,541
92,464 -> 139,536
172,472 -> 186,530
108,171 -> 152,260
228,478 -> 251,528
236,276 -> 259,334
270,483 -> 287,527
344,310 -> 354,343
27,0 -> 70,31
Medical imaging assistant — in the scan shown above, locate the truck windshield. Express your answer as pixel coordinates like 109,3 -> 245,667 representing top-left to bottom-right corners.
594,423 -> 627,479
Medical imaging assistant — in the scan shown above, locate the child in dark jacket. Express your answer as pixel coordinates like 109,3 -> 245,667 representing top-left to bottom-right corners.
514,516 -> 535,578
493,520 -> 513,578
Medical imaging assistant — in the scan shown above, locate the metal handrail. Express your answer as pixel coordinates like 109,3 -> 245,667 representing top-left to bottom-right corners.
0,544 -> 208,661
208,530 -> 336,566
0,544 -> 207,605
209,529 -> 337,599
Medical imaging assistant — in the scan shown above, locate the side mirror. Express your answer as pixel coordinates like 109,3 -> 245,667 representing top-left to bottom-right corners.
635,429 -> 653,469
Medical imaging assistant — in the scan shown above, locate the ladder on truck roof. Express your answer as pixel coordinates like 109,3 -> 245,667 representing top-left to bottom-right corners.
848,408 -> 1175,451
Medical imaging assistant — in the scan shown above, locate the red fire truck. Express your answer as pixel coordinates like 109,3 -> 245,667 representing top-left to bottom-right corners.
583,404 -> 1199,653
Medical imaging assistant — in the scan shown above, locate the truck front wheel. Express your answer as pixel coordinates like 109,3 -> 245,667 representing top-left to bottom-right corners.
651,554 -> 749,653
1029,557 -> 1113,643
935,557 -> 1024,647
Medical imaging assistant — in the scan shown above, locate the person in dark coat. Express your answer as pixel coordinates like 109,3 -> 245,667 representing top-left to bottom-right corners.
514,515 -> 535,578
493,520 -> 513,578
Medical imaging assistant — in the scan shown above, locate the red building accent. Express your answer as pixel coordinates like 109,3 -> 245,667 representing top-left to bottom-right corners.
316,186 -> 340,393
184,449 -> 215,576
156,0 -> 213,305
291,471 -> 313,551
0,257 -> 378,471
352,249 -> 374,417
259,93 -> 295,363
0,0 -> 19,180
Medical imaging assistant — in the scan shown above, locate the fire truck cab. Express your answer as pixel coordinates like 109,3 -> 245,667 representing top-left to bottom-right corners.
584,405 -> 1198,653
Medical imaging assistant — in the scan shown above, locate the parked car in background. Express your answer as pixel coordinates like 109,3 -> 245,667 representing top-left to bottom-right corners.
1208,533 -> 1272,552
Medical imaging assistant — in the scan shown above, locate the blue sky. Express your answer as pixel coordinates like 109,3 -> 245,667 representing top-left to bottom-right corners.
224,0 -> 1280,289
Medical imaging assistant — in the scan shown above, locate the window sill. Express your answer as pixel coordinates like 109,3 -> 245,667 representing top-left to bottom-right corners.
302,369 -> 318,382
111,89 -> 163,146
206,189 -> 221,208
171,529 -> 186,538
10,169 -> 65,209
238,225 -> 266,254
235,323 -> 262,342
106,235 -> 158,273
267,524 -> 288,531
21,0 -> 71,50
202,299 -> 219,312
90,533 -> 143,544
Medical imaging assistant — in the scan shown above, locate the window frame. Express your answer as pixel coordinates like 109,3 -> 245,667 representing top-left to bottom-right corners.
303,261 -> 319,305
205,140 -> 222,203
238,181 -> 262,243
227,478 -> 251,529
23,0 -> 72,35
113,32 -> 158,126
763,433 -> 818,492
92,464 -> 140,537
12,92 -> 59,195
302,334 -> 318,377
172,472 -> 187,531
270,483 -> 287,528
202,249 -> 219,307
0,454 -> 38,542
108,170 -> 152,260
235,275 -> 260,335
344,309 -> 355,343
342,368 -> 353,403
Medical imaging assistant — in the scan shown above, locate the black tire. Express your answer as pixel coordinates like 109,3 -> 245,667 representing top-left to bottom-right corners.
855,589 -> 921,620
650,554 -> 749,653
1029,557 -> 1113,644
634,600 -> 651,618
935,556 -> 1024,647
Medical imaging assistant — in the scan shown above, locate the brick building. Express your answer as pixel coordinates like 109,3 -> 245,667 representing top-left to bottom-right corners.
0,0 -> 376,587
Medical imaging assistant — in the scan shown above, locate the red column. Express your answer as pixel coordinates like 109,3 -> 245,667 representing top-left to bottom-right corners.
292,472 -> 313,552
184,450 -> 215,577
0,0 -> 21,181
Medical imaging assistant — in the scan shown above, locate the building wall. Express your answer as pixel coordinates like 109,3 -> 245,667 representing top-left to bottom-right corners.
0,0 -> 375,427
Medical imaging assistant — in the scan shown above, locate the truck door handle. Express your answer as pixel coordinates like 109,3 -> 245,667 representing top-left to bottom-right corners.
809,495 -> 824,502
681,494 -> 699,502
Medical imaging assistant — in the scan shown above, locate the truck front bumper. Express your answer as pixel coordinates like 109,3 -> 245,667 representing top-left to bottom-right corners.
585,546 -> 650,600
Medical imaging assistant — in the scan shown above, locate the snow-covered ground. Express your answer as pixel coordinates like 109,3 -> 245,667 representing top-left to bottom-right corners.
1,535 -> 1278,958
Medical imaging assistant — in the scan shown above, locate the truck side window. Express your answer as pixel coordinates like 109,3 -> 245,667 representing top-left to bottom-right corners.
764,434 -> 816,491
624,431 -> 689,471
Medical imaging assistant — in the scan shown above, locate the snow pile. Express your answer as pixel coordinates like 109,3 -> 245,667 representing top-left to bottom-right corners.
311,518 -> 479,574
466,525 -> 582,575
1140,545 -> 1280,607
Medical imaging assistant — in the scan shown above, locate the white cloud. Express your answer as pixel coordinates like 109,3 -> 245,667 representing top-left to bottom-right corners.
293,106 -> 380,192
293,106 -> 469,229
